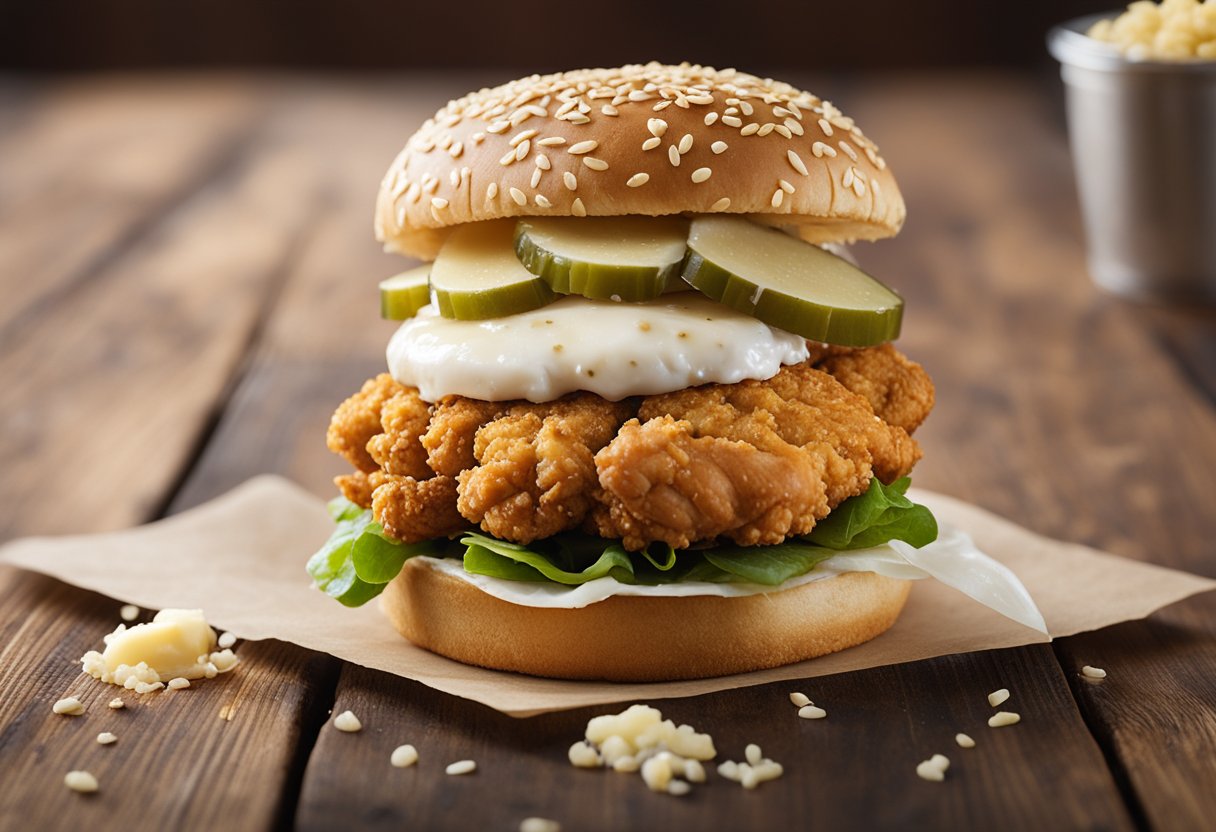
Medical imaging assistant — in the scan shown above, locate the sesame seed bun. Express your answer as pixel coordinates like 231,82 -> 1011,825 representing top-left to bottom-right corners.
376,63 -> 905,260
382,559 -> 911,681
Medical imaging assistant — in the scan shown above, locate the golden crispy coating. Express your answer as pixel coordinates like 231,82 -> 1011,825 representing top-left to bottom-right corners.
367,388 -> 432,478
814,343 -> 935,434
327,373 -> 404,473
458,397 -> 635,543
423,397 -> 506,477
372,475 -> 467,541
595,363 -> 920,549
328,345 -> 930,547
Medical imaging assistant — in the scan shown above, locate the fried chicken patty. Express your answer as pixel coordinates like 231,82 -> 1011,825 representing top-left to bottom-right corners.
327,345 -> 934,550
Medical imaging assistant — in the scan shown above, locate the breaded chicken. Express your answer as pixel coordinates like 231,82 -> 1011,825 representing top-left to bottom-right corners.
325,345 -> 933,549
594,363 -> 920,549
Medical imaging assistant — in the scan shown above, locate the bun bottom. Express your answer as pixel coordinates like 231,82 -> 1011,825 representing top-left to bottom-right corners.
382,560 -> 911,681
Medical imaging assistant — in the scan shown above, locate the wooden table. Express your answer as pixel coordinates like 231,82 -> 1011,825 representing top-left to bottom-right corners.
1,72 -> 1214,831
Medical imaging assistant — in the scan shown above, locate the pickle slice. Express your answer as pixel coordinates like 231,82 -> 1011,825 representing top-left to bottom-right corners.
514,216 -> 689,302
682,216 -> 903,346
431,219 -> 556,320
379,266 -> 432,320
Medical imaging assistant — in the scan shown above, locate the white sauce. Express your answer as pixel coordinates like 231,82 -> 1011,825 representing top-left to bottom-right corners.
386,295 -> 809,403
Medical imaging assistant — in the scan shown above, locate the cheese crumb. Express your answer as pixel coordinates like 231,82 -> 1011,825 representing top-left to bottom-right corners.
955,733 -> 976,748
916,760 -> 946,782
390,744 -> 418,768
987,688 -> 1010,707
798,705 -> 827,720
167,677 -> 191,690
53,697 -> 85,716
97,732 -> 117,745
217,632 -> 237,649
333,710 -> 362,733
119,604 -> 140,622
64,771 -> 99,793
108,698 -> 125,710
789,692 -> 811,708
1082,665 -> 1108,680
445,759 -> 477,775
81,609 -> 238,693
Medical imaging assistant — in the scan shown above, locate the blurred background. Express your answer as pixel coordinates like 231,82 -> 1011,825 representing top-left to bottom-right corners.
2,0 -> 1116,73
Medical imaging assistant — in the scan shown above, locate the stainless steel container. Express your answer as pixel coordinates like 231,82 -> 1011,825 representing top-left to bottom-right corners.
1049,13 -> 1216,303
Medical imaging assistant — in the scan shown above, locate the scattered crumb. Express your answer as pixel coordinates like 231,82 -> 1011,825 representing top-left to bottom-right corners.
108,698 -> 125,710
1082,665 -> 1107,680
97,732 -> 117,745
218,632 -> 237,650
797,705 -> 827,720
445,759 -> 477,776
955,733 -> 975,749
53,697 -> 85,716
167,677 -> 191,690
988,711 -> 1021,728
520,819 -> 561,832
333,710 -> 362,733
987,688 -> 1010,707
788,692 -> 811,707
119,604 -> 140,622
64,771 -> 99,793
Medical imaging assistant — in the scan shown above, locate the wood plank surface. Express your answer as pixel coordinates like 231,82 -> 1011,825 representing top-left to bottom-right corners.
2,72 -> 1214,831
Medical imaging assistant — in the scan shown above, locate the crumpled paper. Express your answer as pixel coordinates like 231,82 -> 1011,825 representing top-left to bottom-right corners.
2,476 -> 1212,717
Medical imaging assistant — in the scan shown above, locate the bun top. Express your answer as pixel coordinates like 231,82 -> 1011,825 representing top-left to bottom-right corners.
376,63 -> 905,260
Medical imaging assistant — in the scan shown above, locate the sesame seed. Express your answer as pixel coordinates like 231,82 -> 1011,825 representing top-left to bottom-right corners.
97,732 -> 117,746
572,198 -> 587,217
739,100 -> 754,116
446,759 -> 477,776
988,711 -> 1021,728
627,173 -> 650,188
711,197 -> 731,211
563,172 -> 578,191
787,150 -> 809,176
779,179 -> 795,193
448,169 -> 459,187
784,118 -> 804,136
955,733 -> 976,748
449,142 -> 464,158
537,136 -> 567,147
64,771 -> 99,794
797,705 -> 827,719
472,132 -> 486,144
842,168 -> 854,188
852,176 -> 865,197
536,155 -> 551,170
119,604 -> 139,622
535,194 -> 552,208
1082,665 -> 1107,680
528,169 -> 541,188
53,697 -> 85,716
391,744 -> 419,768
628,90 -> 653,102
430,197 -> 449,210
334,710 -> 362,732
818,117 -> 834,136
514,140 -> 530,161
691,167 -> 712,183
487,120 -> 509,134
725,106 -> 738,115
773,106 -> 792,118
704,112 -> 719,126
771,188 -> 784,208
789,692 -> 811,707
667,145 -> 681,167
601,104 -> 619,116
710,141 -> 728,155
812,141 -> 837,158
486,182 -> 499,201
582,157 -> 609,171
509,187 -> 527,206
758,123 -> 776,136
839,140 -> 858,161
499,149 -> 516,166
987,688 -> 1010,707
568,140 -> 598,155
647,118 -> 668,137
642,137 -> 662,151
678,134 -> 694,154
740,123 -> 760,136
652,100 -> 672,112
721,115 -> 743,127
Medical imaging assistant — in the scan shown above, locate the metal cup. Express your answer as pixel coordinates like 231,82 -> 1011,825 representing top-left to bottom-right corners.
1048,13 -> 1216,304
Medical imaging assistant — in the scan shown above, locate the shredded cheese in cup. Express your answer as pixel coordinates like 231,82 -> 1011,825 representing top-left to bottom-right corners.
1088,0 -> 1216,60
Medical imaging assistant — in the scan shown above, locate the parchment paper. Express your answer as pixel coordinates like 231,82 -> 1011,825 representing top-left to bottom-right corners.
2,476 -> 1212,716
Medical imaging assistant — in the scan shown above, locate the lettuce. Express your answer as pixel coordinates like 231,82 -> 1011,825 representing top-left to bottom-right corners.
307,477 -> 938,606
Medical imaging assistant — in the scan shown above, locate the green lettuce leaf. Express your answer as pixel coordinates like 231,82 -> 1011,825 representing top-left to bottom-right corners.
804,476 -> 938,550
307,477 -> 939,605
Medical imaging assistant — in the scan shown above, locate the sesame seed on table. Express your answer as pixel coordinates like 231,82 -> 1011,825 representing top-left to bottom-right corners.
1,71 -> 1215,832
